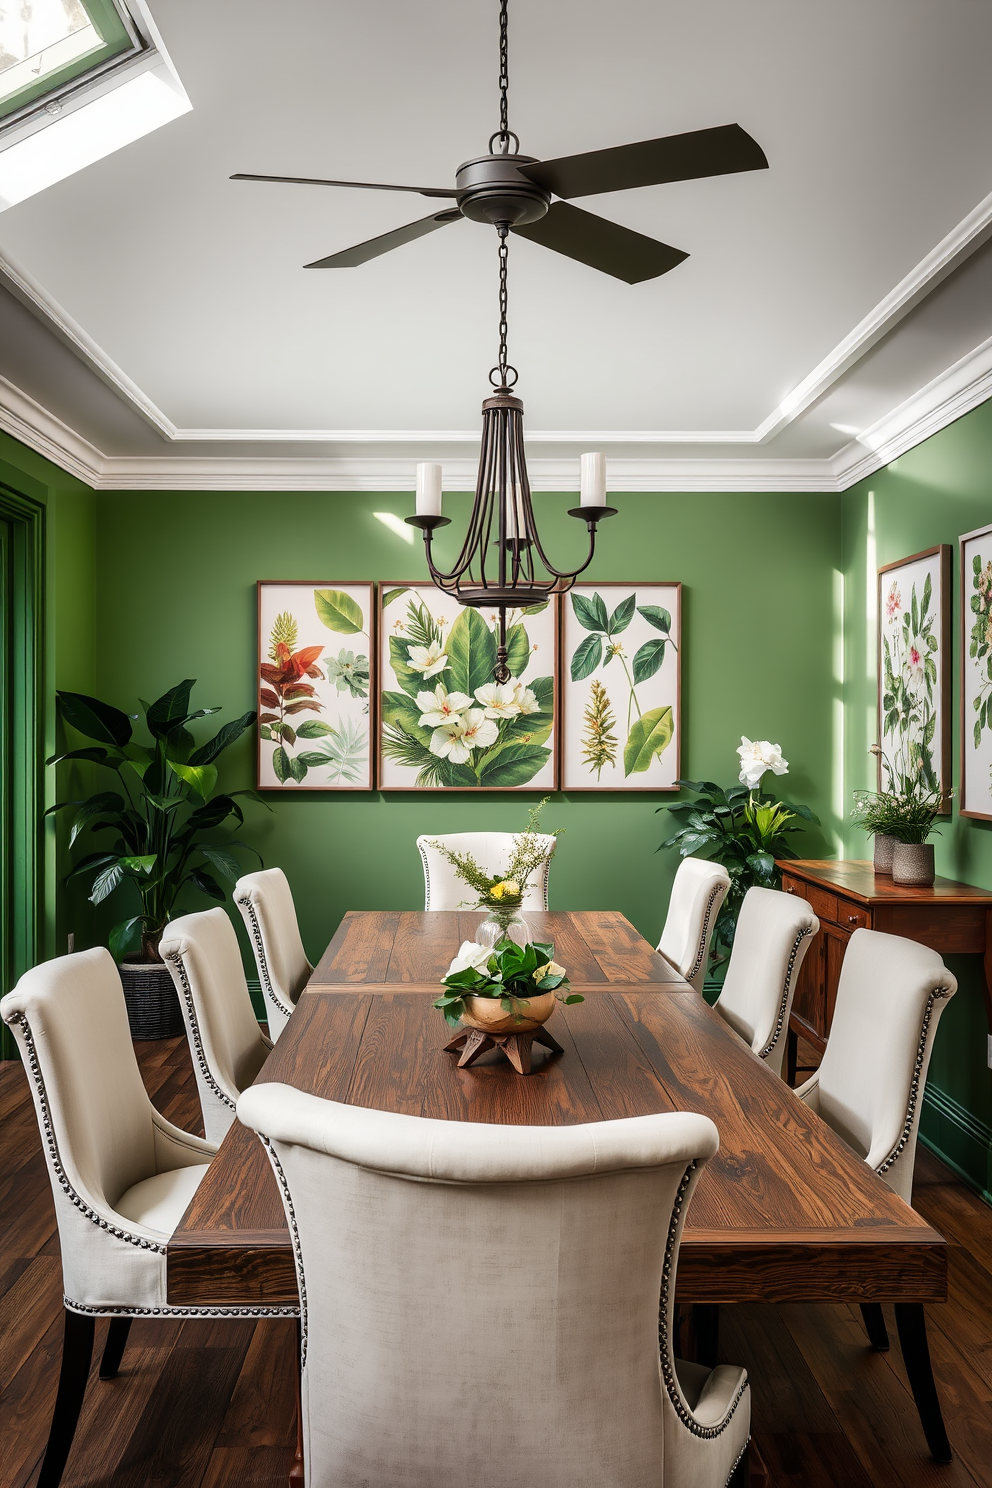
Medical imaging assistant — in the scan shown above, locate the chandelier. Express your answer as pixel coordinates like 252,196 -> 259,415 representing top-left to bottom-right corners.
406,3 -> 616,684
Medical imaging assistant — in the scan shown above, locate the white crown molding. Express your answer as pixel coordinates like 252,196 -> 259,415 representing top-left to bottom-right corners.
0,373 -> 102,485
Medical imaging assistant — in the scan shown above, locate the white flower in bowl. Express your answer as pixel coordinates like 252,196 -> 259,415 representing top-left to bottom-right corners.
737,736 -> 789,790
417,684 -> 472,728
408,641 -> 447,678
446,941 -> 494,977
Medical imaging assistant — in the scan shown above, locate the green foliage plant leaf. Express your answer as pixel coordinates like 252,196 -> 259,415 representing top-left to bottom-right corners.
200,845 -> 242,882
381,587 -> 407,609
570,633 -> 603,681
288,756 -> 309,783
314,589 -> 364,634
145,680 -> 196,739
476,743 -> 551,788
89,860 -> 125,904
637,605 -> 672,634
632,638 -> 667,684
56,691 -> 133,747
607,594 -> 636,634
109,917 -> 143,961
445,607 -> 497,698
169,762 -> 218,799
190,870 -> 225,902
271,746 -> 290,783
571,591 -> 608,633
294,719 -> 337,739
624,705 -> 674,776
388,635 -> 422,698
504,623 -> 530,678
189,711 -> 256,766
68,793 -> 126,848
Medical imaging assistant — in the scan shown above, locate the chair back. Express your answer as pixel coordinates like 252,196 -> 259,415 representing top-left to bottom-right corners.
234,868 -> 313,1040
238,1086 -> 720,1488
417,831 -> 556,911
657,857 -> 731,992
797,928 -> 956,1203
715,886 -> 819,1077
160,908 -> 269,1141
1,949 -> 167,1304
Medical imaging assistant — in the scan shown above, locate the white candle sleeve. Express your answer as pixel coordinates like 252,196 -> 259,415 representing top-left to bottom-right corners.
580,452 -> 606,507
416,463 -> 443,517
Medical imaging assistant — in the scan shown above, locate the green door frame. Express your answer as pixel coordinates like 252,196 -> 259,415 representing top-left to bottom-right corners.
0,483 -> 45,1059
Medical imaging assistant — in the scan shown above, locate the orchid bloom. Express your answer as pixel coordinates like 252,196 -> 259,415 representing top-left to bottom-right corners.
408,641 -> 448,678
737,736 -> 789,791
475,681 -> 520,719
417,684 -> 472,728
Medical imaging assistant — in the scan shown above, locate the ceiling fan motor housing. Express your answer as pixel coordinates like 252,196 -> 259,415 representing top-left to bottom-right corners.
455,154 -> 551,227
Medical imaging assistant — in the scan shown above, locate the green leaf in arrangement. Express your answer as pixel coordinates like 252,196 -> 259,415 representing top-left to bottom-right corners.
607,594 -> 636,634
200,845 -> 242,883
190,869 -> 226,902
187,795 -> 243,829
637,604 -> 672,634
445,607 -> 497,698
69,792 -> 127,848
109,917 -> 143,961
571,591 -> 608,633
288,755 -> 309,783
260,725 -> 273,740
294,719 -> 337,739
381,587 -> 407,610
145,680 -> 196,739
624,705 -> 674,776
189,711 -> 256,766
296,751 -> 333,768
56,691 -> 134,747
632,637 -> 667,684
315,588 -> 364,634
169,762 -> 218,799
570,633 -> 602,681
389,635 -> 423,698
475,743 -> 551,788
121,855 -> 156,876
89,860 -> 125,904
504,623 -> 531,679
271,746 -> 290,783
381,690 -> 432,744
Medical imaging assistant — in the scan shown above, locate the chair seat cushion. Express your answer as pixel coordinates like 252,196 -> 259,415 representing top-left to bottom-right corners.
115,1164 -> 210,1237
675,1358 -> 749,1427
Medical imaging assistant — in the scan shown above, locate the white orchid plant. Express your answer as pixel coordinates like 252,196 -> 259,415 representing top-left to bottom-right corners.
433,937 -> 583,1027
658,736 -> 819,960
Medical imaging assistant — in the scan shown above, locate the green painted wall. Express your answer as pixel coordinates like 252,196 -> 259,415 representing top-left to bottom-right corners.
842,398 -> 992,1201
86,488 -> 837,969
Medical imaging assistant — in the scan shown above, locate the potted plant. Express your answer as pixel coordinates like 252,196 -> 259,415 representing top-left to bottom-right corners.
851,790 -> 902,873
657,737 -> 819,964
853,788 -> 942,886
427,798 -> 562,948
47,680 -> 266,1038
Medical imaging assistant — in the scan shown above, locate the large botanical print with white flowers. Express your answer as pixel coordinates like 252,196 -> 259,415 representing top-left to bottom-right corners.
257,582 -> 374,790
378,584 -> 557,790
877,548 -> 950,805
960,527 -> 992,818
561,583 -> 681,791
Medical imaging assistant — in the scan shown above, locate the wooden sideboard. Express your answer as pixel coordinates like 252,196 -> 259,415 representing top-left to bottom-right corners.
777,859 -> 992,1082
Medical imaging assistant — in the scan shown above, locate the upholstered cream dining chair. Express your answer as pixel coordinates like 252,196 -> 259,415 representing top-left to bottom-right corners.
238,1086 -> 751,1488
713,886 -> 819,1079
0,949 -> 297,1488
234,867 -> 313,1040
657,858 -> 732,993
160,907 -> 271,1142
417,830 -> 557,911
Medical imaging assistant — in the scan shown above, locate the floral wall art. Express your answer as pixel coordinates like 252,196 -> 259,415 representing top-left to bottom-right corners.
377,583 -> 558,790
561,583 -> 681,791
876,546 -> 951,807
960,525 -> 992,819
257,582 -> 374,790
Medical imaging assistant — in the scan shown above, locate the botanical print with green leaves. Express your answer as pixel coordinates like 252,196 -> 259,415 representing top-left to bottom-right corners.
259,587 -> 370,786
380,588 -> 555,789
968,551 -> 992,769
880,570 -> 939,795
568,589 -> 677,783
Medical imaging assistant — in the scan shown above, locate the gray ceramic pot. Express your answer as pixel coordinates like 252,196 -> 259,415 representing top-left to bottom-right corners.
891,842 -> 935,887
872,833 -> 898,874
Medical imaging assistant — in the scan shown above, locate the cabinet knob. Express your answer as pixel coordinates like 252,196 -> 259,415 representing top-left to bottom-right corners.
786,886 -> 796,894
847,914 -> 858,925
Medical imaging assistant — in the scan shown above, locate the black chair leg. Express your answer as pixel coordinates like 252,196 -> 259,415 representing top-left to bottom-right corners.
894,1303 -> 952,1462
860,1302 -> 890,1351
692,1303 -> 720,1368
99,1317 -> 132,1380
38,1308 -> 95,1488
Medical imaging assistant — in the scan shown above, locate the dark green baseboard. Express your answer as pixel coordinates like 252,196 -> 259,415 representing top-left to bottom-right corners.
919,1084 -> 992,1209
247,977 -> 265,1021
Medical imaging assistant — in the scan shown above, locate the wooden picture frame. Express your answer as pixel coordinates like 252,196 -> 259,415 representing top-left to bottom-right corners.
876,546 -> 951,810
959,524 -> 992,820
560,581 -> 682,792
257,581 -> 376,791
377,582 -> 559,791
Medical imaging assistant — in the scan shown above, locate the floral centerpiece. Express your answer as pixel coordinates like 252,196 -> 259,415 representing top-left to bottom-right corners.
434,937 -> 583,1031
428,798 -> 561,946
657,736 -> 819,960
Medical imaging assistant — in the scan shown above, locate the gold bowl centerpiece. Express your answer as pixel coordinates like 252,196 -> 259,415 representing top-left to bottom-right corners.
434,938 -> 583,1075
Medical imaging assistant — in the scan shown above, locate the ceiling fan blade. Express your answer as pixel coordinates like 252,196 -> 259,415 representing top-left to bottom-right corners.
231,173 -> 456,200
305,209 -> 463,268
519,123 -> 768,199
511,202 -> 687,284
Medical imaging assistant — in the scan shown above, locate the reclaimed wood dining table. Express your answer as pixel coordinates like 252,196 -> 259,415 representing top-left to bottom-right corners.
168,910 -> 950,1462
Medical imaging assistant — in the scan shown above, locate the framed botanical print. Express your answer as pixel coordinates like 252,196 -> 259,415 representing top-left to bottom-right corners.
959,525 -> 992,819
561,582 -> 681,791
876,547 -> 951,809
257,581 -> 375,790
377,583 -> 558,790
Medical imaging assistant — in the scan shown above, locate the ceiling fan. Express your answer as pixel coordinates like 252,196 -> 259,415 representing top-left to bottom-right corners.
231,1 -> 768,286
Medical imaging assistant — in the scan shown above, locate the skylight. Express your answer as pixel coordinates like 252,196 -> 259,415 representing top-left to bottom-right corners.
0,0 -> 137,124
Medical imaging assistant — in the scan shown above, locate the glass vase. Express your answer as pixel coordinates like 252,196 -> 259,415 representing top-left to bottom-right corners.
477,909 -> 532,951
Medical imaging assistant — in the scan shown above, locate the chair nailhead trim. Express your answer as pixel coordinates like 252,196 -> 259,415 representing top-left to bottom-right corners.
758,925 -> 814,1060
658,1161 -> 748,1439
875,985 -> 952,1177
726,1439 -> 751,1485
686,884 -> 725,985
236,894 -> 294,1021
163,949 -> 237,1111
259,1134 -> 309,1371
8,1011 -> 168,1255
66,1296 -> 299,1319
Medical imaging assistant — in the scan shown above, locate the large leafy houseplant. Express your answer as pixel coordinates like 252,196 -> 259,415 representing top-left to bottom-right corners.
657,738 -> 819,960
47,681 -> 265,962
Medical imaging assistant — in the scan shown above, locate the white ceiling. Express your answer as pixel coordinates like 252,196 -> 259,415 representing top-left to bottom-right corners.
1,0 -> 992,489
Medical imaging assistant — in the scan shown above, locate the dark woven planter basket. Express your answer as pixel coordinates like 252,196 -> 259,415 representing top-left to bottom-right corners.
119,961 -> 184,1040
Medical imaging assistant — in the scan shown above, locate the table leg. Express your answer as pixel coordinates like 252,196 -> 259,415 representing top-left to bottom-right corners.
786,1026 -> 798,1087
859,1302 -> 889,1351
894,1303 -> 951,1462
289,1318 -> 304,1487
982,911 -> 992,1066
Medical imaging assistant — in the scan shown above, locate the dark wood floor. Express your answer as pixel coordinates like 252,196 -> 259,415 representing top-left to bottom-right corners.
2,1034 -> 991,1488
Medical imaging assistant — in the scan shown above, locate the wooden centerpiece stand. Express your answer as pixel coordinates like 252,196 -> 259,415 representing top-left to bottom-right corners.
443,988 -> 562,1075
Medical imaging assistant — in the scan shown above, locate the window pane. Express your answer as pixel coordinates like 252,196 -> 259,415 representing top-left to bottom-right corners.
0,0 -> 135,120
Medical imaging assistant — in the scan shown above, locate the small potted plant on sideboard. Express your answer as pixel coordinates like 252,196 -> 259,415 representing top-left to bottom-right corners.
852,788 -> 942,885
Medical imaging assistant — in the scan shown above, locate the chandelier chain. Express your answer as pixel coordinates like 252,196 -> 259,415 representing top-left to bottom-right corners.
498,0 -> 509,143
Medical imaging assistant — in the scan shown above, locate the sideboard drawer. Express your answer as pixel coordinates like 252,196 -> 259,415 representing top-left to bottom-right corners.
836,902 -> 870,931
805,884 -> 838,924
782,876 -> 807,900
